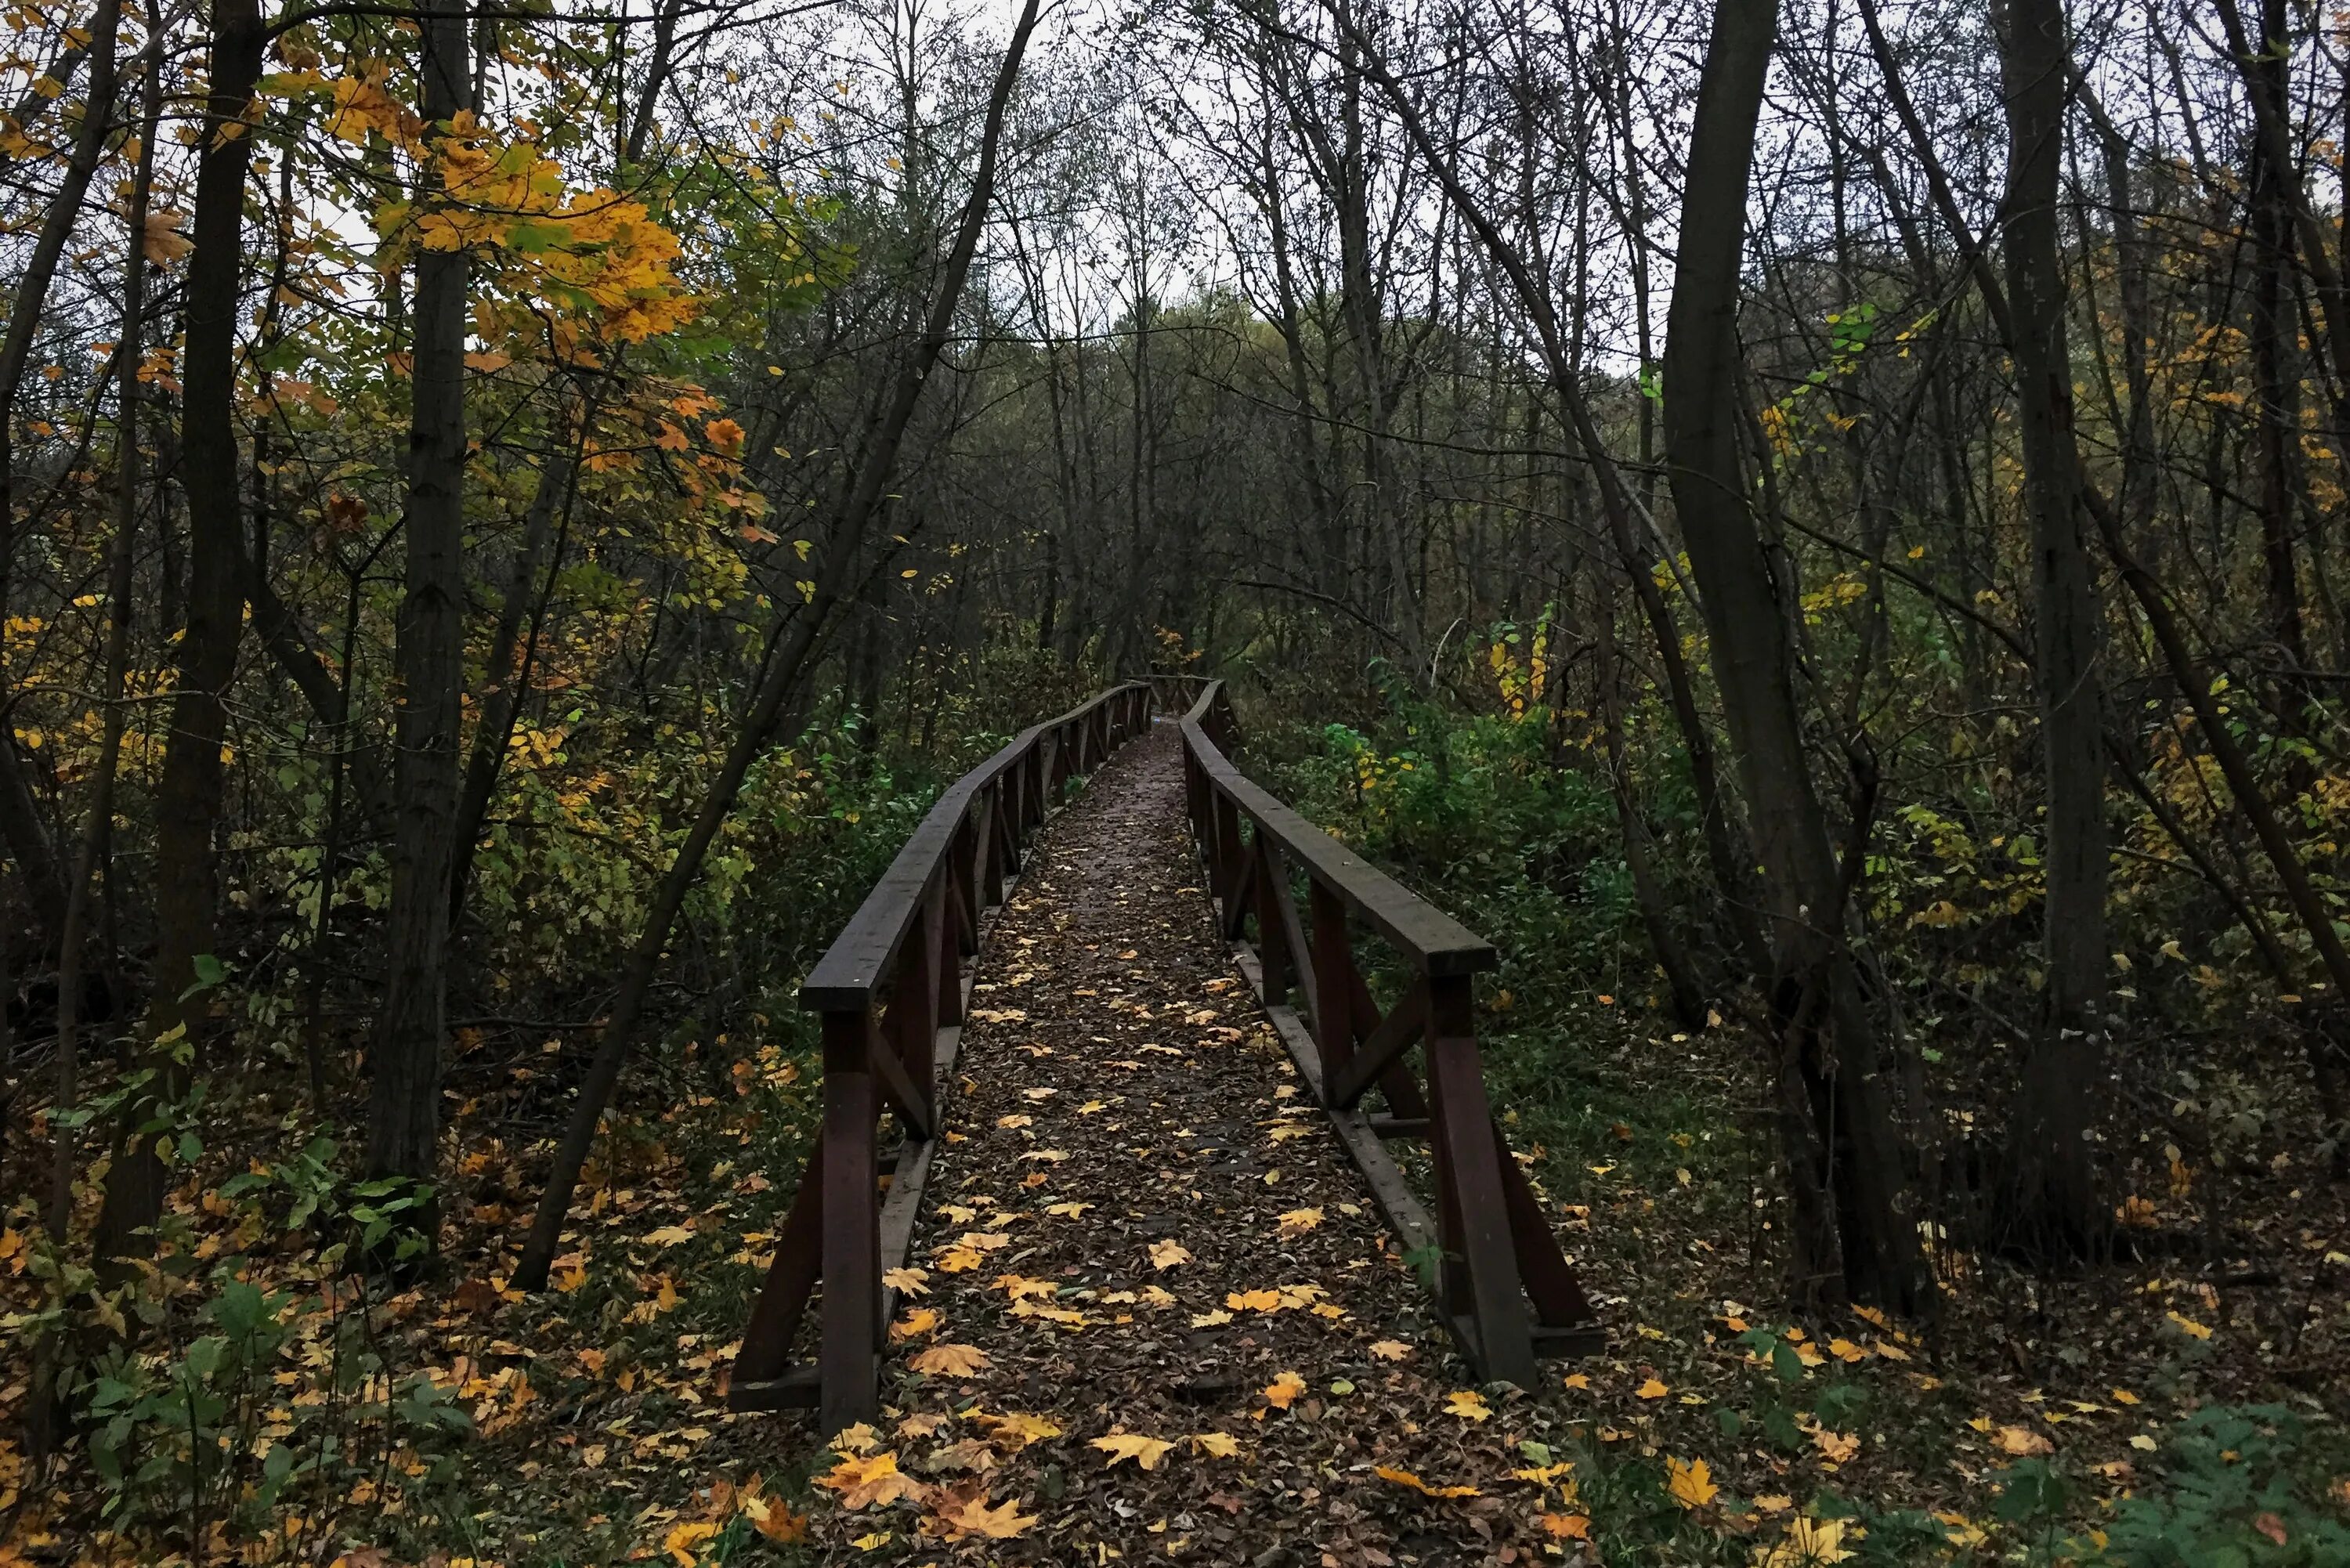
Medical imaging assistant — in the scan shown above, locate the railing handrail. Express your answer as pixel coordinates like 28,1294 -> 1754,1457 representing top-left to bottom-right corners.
1176,680 -> 1495,977
801,681 -> 1151,1008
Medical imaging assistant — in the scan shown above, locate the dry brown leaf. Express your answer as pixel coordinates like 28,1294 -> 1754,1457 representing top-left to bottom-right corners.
908,1342 -> 990,1378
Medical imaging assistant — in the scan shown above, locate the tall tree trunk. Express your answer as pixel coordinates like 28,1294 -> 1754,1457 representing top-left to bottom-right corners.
94,0 -> 262,1264
366,0 -> 473,1208
49,0 -> 157,1241
1663,0 -> 1921,1312
1996,0 -> 2108,1255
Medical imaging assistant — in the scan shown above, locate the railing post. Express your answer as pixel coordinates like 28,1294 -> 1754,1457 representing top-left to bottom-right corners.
1311,879 -> 1355,1097
1251,829 -> 1295,1006
818,1009 -> 880,1433
933,875 -> 963,1028
1423,973 -> 1536,1388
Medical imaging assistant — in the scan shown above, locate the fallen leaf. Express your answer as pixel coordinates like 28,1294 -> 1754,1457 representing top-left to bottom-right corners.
1756,1517 -> 1851,1566
1376,1465 -> 1480,1498
935,1493 -> 1038,1541
663,1522 -> 719,1565
1667,1455 -> 1718,1509
1191,1432 -> 1240,1458
1368,1339 -> 1412,1361
1542,1513 -> 1592,1540
1636,1378 -> 1670,1400
1445,1389 -> 1493,1423
890,1307 -> 939,1342
816,1452 -> 924,1510
1992,1425 -> 2052,1458
974,1411 -> 1063,1451
1275,1207 -> 1324,1237
1148,1238 -> 1191,1270
909,1343 -> 990,1378
1090,1432 -> 1174,1470
1263,1371 -> 1307,1410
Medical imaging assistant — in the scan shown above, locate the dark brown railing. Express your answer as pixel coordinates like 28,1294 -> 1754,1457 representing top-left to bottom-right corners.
728,681 -> 1153,1430
1173,677 -> 1602,1385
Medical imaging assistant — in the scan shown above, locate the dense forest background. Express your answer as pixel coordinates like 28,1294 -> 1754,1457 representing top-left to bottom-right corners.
2,0 -> 2349,1558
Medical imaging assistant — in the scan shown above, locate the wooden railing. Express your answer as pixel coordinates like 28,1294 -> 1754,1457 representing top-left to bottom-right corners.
1171,677 -> 1602,1385
728,681 -> 1154,1431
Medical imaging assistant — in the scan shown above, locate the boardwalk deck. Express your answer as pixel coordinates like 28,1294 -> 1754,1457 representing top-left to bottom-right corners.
790,724 -> 1603,1559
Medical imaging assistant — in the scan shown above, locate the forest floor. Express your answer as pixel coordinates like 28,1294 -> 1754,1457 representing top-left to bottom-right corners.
8,725 -> 2349,1566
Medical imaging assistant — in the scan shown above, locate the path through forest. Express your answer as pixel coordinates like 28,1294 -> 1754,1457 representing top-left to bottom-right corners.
808,724 -> 1589,1559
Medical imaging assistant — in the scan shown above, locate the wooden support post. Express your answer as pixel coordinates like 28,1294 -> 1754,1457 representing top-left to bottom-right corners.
932,876 -> 962,1029
732,1130 -> 824,1389
1311,879 -> 1354,1097
818,1010 -> 880,1433
1492,1113 -> 1598,1329
1250,829 -> 1294,1006
1424,974 -> 1537,1388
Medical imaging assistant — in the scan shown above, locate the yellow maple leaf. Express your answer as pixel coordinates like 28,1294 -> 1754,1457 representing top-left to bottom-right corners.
1090,1432 -> 1173,1469
1636,1378 -> 1670,1400
1368,1339 -> 1412,1361
935,1247 -> 984,1273
663,1521 -> 719,1565
1227,1288 -> 1283,1312
1148,1238 -> 1191,1269
935,1492 -> 1037,1540
1666,1455 -> 1719,1509
883,1266 -> 930,1295
2167,1311 -> 2213,1340
1542,1512 -> 1593,1539
996,1274 -> 1057,1301
815,1451 -> 923,1510
1275,1207 -> 1324,1237
974,1411 -> 1063,1451
889,1307 -> 939,1342
1992,1425 -> 2052,1457
1755,1516 -> 1852,1566
1263,1371 -> 1307,1410
1376,1465 -> 1480,1498
1445,1389 -> 1492,1423
908,1343 -> 990,1378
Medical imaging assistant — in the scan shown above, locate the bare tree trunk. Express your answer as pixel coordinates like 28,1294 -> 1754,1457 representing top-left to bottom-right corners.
1996,0 -> 2107,1255
1665,0 -> 1920,1312
94,0 -> 262,1263
364,0 -> 473,1209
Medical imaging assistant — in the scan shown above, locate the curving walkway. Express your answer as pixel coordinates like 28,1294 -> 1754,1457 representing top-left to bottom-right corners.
808,725 -> 1586,1561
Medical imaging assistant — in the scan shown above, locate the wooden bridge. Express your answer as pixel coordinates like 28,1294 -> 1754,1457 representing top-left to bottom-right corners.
728,679 -> 1602,1440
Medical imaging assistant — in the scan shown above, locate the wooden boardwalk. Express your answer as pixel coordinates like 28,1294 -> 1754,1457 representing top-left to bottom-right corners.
736,685 -> 1603,1557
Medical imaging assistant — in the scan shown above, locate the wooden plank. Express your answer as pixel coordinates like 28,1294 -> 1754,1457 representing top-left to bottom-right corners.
1329,977 -> 1428,1110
